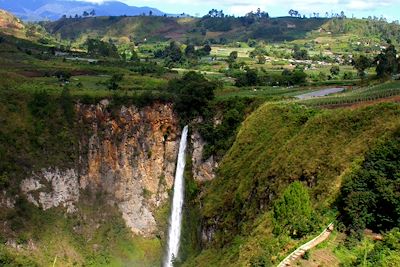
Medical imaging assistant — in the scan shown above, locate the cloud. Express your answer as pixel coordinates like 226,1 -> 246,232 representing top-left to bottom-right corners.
344,0 -> 395,10
126,0 -> 399,10
78,0 -> 107,3
77,0 -> 400,18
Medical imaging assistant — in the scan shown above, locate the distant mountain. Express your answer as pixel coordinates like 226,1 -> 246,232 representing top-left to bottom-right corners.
0,0 -> 166,21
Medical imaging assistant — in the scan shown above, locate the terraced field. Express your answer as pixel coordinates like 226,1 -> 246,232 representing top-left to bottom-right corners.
297,80 -> 400,107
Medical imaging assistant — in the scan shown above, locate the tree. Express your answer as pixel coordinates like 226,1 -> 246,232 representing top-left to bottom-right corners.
273,181 -> 314,237
106,74 -> 124,90
257,55 -> 266,64
203,44 -> 212,54
164,41 -> 183,63
86,39 -> 119,58
339,138 -> 400,232
167,71 -> 217,120
193,44 -> 212,58
293,44 -> 308,60
353,55 -> 371,78
376,42 -> 398,78
228,51 -> 238,63
330,66 -> 340,76
54,70 -> 71,82
83,11 -> 89,17
185,44 -> 196,57
89,10 -> 96,16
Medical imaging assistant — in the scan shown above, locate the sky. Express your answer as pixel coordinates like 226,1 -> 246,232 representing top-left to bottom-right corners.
81,0 -> 400,21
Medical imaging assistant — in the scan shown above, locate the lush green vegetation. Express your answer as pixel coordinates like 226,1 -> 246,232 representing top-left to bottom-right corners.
182,103 -> 400,267
339,134 -> 400,232
1,8 -> 400,267
298,80 -> 400,107
198,97 -> 262,160
272,181 -> 314,238
167,71 -> 218,122
0,197 -> 162,266
0,88 -> 78,192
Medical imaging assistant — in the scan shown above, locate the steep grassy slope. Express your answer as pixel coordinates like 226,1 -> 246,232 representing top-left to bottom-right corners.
0,9 -> 25,38
182,102 -> 400,266
0,9 -> 53,42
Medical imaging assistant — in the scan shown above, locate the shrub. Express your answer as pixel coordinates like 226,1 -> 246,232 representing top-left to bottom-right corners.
339,136 -> 400,232
54,70 -> 71,82
106,74 -> 124,90
273,181 -> 314,237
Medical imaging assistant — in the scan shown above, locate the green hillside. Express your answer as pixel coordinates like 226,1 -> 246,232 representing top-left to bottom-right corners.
1,6 -> 400,267
42,16 -> 328,44
181,102 -> 400,266
0,9 -> 55,43
42,15 -> 400,46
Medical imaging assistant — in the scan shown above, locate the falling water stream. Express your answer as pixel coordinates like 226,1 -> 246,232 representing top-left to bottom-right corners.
164,125 -> 188,267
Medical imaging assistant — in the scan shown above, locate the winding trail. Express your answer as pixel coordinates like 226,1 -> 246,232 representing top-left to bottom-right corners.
277,223 -> 334,267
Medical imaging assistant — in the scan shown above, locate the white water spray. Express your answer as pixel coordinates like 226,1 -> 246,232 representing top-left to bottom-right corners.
164,125 -> 188,267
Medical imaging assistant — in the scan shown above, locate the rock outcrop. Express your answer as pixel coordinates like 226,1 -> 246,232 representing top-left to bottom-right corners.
21,168 -> 79,213
191,130 -> 217,182
77,101 -> 180,236
21,101 -> 180,237
18,101 -> 217,237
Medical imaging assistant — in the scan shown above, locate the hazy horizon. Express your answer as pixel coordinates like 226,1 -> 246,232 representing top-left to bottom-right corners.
77,0 -> 400,21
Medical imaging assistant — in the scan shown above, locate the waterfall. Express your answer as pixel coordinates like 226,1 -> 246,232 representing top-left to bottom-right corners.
164,125 -> 188,267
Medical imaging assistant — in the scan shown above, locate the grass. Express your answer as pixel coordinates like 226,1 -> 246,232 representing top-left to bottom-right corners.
1,13 -> 400,267
183,102 -> 400,267
0,200 -> 163,266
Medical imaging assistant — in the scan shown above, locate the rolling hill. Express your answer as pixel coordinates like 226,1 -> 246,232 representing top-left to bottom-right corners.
42,16 -> 332,44
41,15 -> 400,45
0,9 -> 25,37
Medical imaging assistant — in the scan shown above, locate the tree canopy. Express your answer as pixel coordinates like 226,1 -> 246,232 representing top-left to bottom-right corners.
167,71 -> 218,120
273,181 -> 314,237
376,43 -> 399,78
340,135 -> 400,232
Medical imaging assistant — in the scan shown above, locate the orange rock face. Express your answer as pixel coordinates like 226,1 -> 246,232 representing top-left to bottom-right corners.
77,101 -> 180,236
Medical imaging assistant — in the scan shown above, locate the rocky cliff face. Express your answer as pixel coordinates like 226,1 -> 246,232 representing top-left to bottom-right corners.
16,100 -> 218,238
191,130 -> 217,182
20,101 -> 180,237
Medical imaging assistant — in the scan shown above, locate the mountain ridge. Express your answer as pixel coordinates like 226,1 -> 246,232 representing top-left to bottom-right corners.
0,0 -> 166,21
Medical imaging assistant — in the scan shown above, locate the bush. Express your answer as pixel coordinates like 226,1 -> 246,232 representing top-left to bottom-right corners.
54,70 -> 71,82
339,136 -> 400,232
106,74 -> 124,90
273,181 -> 314,237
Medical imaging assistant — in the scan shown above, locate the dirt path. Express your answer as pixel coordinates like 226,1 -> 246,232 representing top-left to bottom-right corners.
277,223 -> 334,267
